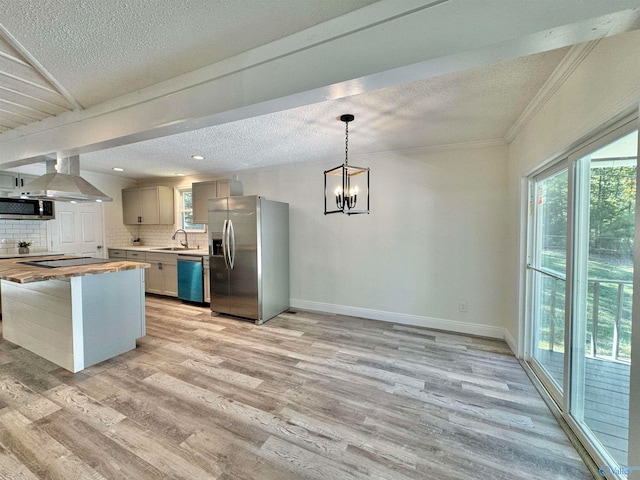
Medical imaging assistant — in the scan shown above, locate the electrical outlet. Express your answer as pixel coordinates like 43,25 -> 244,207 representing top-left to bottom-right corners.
459,301 -> 468,313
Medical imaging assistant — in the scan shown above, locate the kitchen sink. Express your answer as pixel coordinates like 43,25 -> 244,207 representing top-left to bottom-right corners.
153,247 -> 198,251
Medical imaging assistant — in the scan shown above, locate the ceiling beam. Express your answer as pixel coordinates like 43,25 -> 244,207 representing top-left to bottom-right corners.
0,0 -> 638,167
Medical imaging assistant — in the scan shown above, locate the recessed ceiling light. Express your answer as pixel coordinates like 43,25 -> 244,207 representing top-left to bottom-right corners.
191,155 -> 204,160
175,173 -> 185,176
112,167 -> 124,172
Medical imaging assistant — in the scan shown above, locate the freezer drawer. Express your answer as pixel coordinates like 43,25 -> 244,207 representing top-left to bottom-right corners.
177,256 -> 204,303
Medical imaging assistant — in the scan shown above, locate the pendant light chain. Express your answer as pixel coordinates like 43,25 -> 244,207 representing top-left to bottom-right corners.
344,120 -> 349,166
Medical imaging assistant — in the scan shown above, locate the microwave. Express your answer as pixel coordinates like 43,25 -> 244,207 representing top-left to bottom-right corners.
0,198 -> 55,220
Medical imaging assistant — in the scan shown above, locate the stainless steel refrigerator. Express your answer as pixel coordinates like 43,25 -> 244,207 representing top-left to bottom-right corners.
208,195 -> 289,324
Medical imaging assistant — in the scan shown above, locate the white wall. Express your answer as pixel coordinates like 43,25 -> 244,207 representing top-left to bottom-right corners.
235,143 -> 509,338
506,30 -> 640,351
102,146 -> 511,338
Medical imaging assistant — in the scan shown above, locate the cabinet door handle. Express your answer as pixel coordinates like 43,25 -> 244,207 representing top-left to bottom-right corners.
138,216 -> 142,223
14,178 -> 18,187
20,178 -> 24,187
158,262 -> 163,270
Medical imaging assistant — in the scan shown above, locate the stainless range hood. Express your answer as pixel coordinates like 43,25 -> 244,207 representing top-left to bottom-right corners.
10,156 -> 112,202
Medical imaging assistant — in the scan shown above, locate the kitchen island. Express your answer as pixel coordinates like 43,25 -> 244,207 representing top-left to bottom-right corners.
0,256 -> 149,373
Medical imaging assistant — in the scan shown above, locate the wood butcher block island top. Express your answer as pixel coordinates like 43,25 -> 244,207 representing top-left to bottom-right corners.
0,255 -> 148,373
0,255 -> 149,284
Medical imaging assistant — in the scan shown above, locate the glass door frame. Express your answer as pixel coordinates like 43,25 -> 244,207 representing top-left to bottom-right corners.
565,116 -> 638,474
525,159 -> 569,407
631,104 -> 640,478
524,112 -> 638,477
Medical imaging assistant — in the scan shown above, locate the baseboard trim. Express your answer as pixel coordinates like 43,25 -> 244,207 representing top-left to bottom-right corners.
290,299 -> 505,340
504,328 -> 518,357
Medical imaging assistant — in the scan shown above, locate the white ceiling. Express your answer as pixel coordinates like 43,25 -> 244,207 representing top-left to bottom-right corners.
0,1 -> 638,179
79,47 -> 570,178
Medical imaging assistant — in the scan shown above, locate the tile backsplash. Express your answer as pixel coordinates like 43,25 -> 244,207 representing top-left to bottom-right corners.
105,224 -> 140,248
0,219 -> 48,254
107,224 -> 208,250
0,219 -> 206,255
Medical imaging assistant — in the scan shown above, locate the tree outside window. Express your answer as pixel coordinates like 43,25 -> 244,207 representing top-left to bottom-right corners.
180,189 -> 205,231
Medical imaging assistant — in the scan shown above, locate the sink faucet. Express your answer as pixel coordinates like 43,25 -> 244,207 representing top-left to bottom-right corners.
171,229 -> 189,248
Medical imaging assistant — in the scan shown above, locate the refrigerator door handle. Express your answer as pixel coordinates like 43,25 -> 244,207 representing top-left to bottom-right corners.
228,219 -> 236,269
222,219 -> 229,269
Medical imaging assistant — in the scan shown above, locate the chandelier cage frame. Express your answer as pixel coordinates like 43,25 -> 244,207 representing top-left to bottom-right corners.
324,114 -> 370,216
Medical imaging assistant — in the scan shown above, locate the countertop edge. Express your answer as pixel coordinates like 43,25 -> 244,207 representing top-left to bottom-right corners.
108,246 -> 209,256
0,257 -> 150,284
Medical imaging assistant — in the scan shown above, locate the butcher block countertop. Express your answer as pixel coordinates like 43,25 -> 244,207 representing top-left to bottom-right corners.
0,256 -> 150,284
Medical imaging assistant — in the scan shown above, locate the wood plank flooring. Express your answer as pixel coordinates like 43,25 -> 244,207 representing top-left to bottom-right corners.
0,296 -> 593,479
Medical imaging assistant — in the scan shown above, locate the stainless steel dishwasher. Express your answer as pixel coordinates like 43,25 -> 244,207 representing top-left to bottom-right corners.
177,254 -> 204,303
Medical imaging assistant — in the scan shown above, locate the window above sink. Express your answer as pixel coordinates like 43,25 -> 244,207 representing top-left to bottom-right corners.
179,188 -> 205,233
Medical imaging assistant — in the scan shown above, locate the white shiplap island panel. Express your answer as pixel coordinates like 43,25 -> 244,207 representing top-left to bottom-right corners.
1,267 -> 146,373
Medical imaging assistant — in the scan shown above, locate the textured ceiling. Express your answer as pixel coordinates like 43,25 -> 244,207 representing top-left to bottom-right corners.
0,1 -> 637,179
0,0 -> 377,108
78,46 -> 569,178
0,35 -> 75,133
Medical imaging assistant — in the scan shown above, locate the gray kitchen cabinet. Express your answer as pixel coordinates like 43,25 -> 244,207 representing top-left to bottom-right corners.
146,262 -> 163,293
145,252 -> 178,297
126,251 -> 148,290
164,263 -> 178,296
0,172 -> 36,196
192,179 -> 242,224
122,185 -> 174,225
125,250 -> 146,261
109,249 -> 149,289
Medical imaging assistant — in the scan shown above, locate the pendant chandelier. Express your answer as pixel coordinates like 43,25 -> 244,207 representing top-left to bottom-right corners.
324,114 -> 370,215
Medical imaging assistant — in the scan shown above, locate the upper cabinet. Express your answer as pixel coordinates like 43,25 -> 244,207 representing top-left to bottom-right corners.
192,179 -> 242,224
122,185 -> 174,224
0,172 -> 36,197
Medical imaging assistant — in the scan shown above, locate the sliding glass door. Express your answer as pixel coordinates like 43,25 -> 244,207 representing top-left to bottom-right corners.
569,129 -> 637,468
526,117 -> 637,474
529,164 -> 568,404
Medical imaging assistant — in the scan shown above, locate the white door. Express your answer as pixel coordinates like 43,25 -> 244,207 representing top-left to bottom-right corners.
50,202 -> 105,257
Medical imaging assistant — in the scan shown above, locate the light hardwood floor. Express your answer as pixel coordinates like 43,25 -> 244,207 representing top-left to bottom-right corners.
0,296 -> 592,479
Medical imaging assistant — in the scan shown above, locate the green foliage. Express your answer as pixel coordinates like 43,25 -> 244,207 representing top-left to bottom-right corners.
539,164 -> 636,264
181,190 -> 204,231
589,166 -> 636,259
539,170 -> 568,255
536,161 -> 636,362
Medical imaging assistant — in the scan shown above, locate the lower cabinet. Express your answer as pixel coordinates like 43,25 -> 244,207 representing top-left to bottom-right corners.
109,248 -> 207,299
145,252 -> 178,297
126,251 -> 148,289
